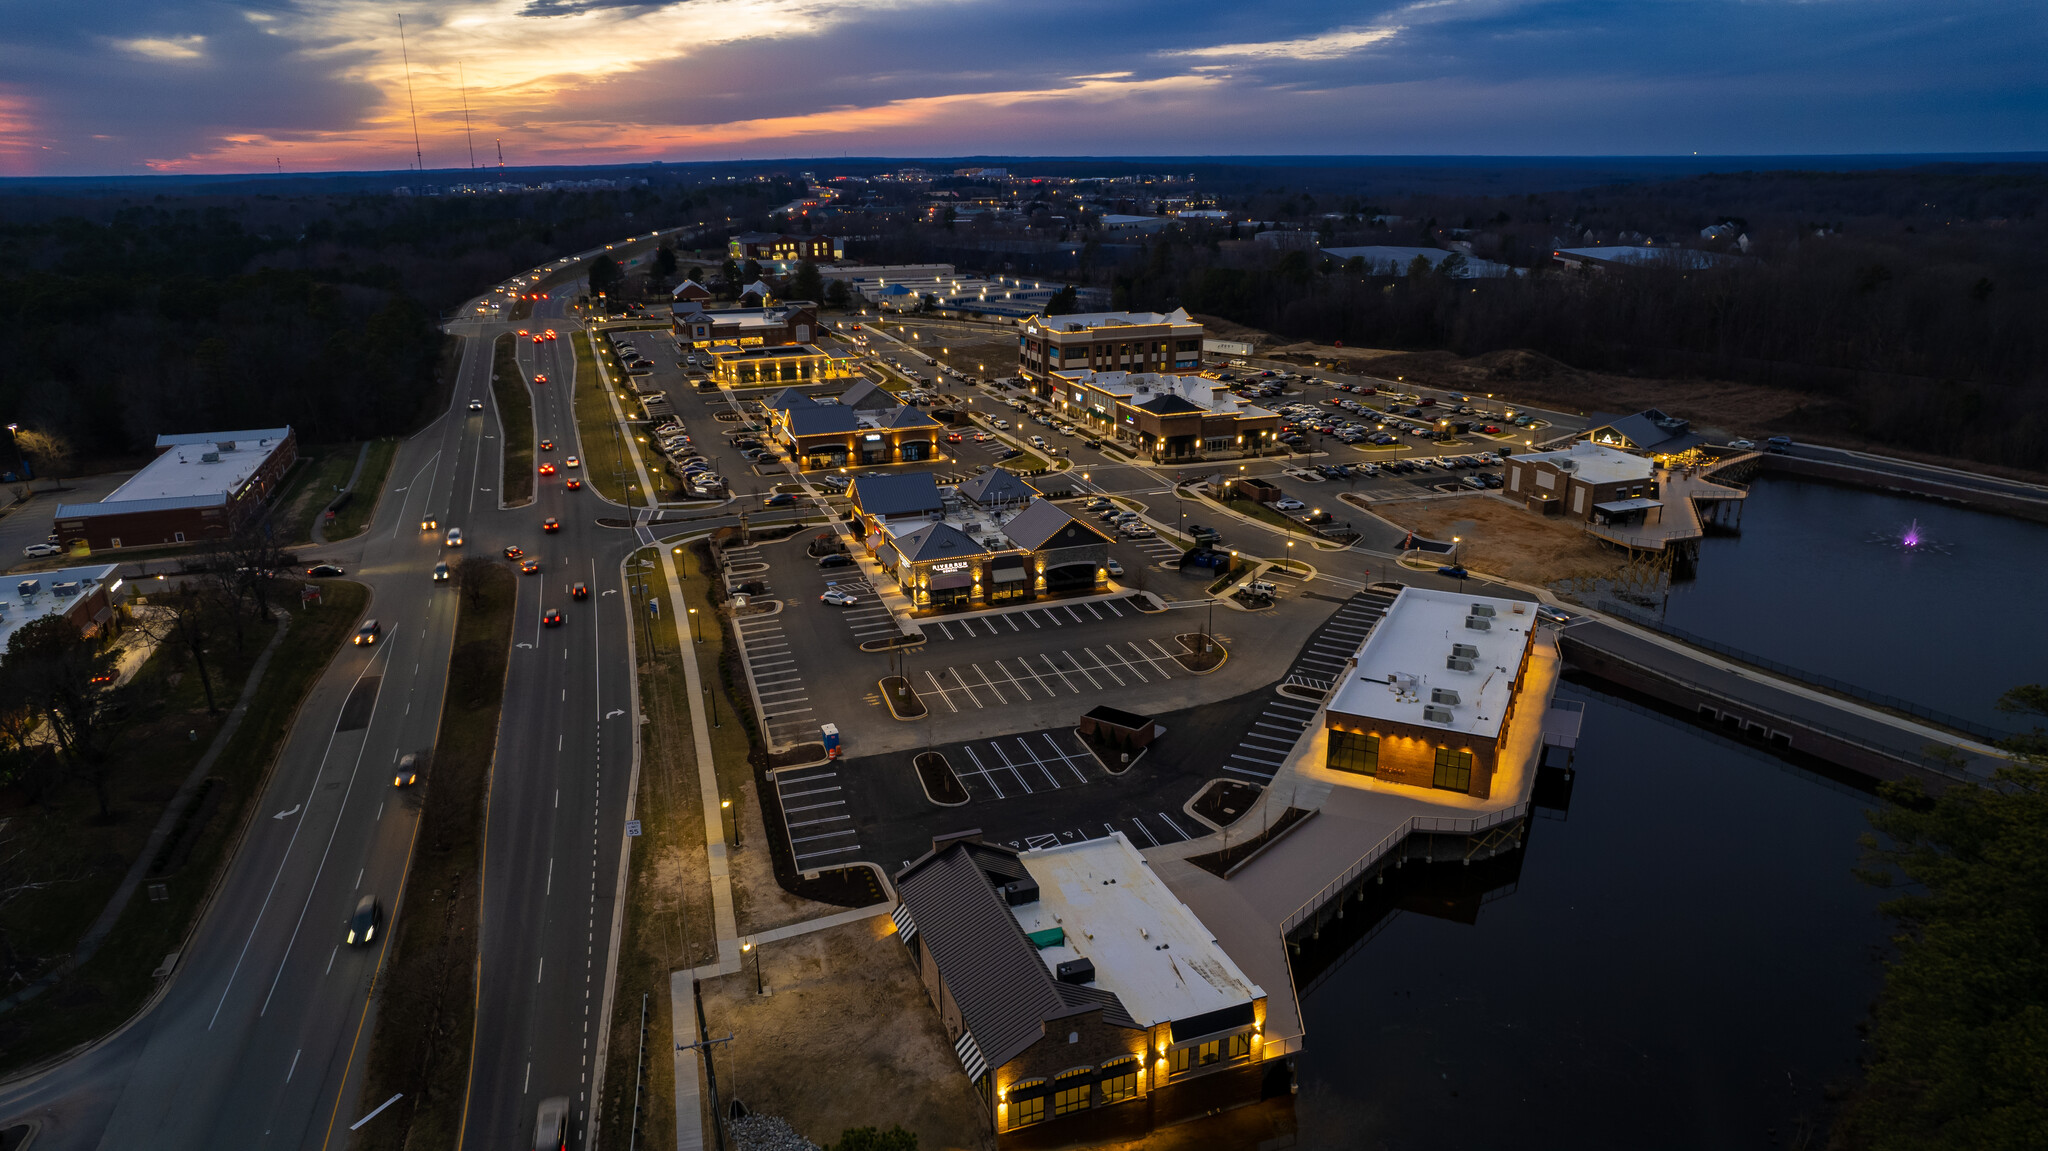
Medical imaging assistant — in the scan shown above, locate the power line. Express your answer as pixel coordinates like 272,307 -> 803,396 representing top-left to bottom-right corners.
459,60 -> 477,170
397,14 -> 424,171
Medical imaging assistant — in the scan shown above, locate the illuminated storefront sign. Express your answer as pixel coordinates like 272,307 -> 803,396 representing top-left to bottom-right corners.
931,561 -> 971,574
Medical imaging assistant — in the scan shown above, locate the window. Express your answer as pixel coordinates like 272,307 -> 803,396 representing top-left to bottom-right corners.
1053,1067 -> 1092,1115
1327,730 -> 1380,776
1433,746 -> 1474,792
1227,1032 -> 1254,1060
1008,1079 -> 1047,1128
1099,1058 -> 1139,1104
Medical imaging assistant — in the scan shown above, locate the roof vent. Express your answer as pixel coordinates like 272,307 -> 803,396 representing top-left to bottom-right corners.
1452,643 -> 1479,659
17,579 -> 42,598
1423,705 -> 1455,724
1470,603 -> 1496,617
217,440 -> 237,452
1056,958 -> 1097,985
200,451 -> 221,464
1431,688 -> 1461,706
1557,458 -> 1577,471
1465,616 -> 1492,631
1445,655 -> 1475,672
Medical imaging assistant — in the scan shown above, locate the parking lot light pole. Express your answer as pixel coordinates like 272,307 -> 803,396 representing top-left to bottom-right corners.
689,606 -> 701,643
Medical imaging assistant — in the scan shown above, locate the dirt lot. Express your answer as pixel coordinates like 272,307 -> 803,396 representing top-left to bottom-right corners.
1361,492 -> 1631,587
698,918 -> 992,1151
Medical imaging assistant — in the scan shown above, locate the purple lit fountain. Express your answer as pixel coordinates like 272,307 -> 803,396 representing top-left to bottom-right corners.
1901,519 -> 1922,548
1869,517 -> 1951,554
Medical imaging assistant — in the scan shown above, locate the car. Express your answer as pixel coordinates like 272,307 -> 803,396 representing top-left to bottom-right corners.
564,456 -> 580,468
353,620 -> 381,646
534,1096 -> 571,1151
820,588 -> 859,606
1535,604 -> 1574,625
23,542 -> 61,557
817,553 -> 855,570
307,563 -> 345,578
532,374 -> 548,384
520,558 -> 541,574
419,515 -> 439,530
542,517 -> 560,533
992,419 -> 1009,430
346,894 -> 381,946
570,582 -> 589,600
1273,498 -> 1306,511
539,439 -> 554,451
973,432 -> 993,442
504,545 -> 524,560
1479,424 -> 1501,435
1729,438 -> 1756,450
541,607 -> 564,627
565,478 -> 582,490
544,329 -> 558,341
539,462 -> 556,476
1437,565 -> 1469,579
433,561 -> 450,582
468,399 -> 485,411
1106,558 -> 1124,577
517,329 -> 530,337
394,753 -> 421,787
446,527 -> 464,546
945,432 -> 963,443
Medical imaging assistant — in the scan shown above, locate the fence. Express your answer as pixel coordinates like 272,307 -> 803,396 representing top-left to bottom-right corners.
1594,600 -> 2017,743
1279,802 -> 1531,937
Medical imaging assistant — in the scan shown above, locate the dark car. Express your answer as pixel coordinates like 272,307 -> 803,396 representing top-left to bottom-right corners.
817,554 -> 855,570
307,564 -> 345,578
763,493 -> 797,507
346,894 -> 381,946
504,545 -> 524,560
541,608 -> 564,627
394,753 -> 421,787
569,582 -> 589,600
542,517 -> 560,533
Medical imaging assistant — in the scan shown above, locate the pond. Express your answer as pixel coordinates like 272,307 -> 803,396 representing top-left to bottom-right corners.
1295,685 -> 1889,1149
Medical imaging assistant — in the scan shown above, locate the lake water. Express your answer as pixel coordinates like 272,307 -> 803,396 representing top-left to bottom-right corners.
1656,476 -> 2048,730
1295,685 -> 1889,1149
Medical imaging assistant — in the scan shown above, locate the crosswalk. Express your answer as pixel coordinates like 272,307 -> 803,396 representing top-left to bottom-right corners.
1217,590 -> 1397,781
773,767 -> 860,869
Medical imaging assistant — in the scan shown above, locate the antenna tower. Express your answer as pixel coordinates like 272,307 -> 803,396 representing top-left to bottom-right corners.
398,14 -> 425,171
459,61 -> 478,169
496,138 -> 505,169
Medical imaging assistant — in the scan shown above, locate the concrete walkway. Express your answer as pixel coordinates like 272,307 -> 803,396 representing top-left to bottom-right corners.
0,612 -> 291,1013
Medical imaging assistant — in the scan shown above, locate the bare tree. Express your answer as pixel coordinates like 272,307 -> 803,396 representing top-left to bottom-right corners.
12,427 -> 75,492
127,590 -> 223,714
2,616 -> 123,819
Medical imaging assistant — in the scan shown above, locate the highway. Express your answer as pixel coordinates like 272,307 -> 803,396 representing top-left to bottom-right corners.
0,276 -> 646,1149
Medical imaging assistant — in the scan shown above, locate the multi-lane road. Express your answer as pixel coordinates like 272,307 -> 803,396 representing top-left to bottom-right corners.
1,283 -> 647,1149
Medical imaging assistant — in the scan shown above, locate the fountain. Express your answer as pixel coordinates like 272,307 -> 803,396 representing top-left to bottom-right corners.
1868,517 -> 1951,555
1902,519 -> 1922,548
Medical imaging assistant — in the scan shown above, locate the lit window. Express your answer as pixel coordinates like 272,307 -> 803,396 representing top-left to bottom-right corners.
1053,1068 -> 1092,1116
1009,1079 -> 1047,1128
1327,730 -> 1380,776
1433,746 -> 1474,792
1099,1058 -> 1139,1104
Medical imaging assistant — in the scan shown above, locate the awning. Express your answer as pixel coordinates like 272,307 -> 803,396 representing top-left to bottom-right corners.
1593,498 -> 1663,513
955,1032 -> 988,1083
991,568 -> 1027,583
865,532 -> 884,550
877,545 -> 899,569
891,904 -> 918,942
930,570 -> 974,590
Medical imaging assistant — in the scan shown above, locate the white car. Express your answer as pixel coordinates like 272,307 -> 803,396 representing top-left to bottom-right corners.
23,542 -> 61,558
1728,439 -> 1756,450
1106,559 -> 1124,576
445,527 -> 464,547
820,588 -> 859,606
468,399 -> 484,411
1273,498 -> 1306,511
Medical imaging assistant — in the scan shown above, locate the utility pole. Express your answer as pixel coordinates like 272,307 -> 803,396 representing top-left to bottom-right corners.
458,61 -> 477,169
397,14 -> 424,172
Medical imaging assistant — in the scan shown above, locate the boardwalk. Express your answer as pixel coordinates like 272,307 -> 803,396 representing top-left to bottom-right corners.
1586,455 -> 1752,551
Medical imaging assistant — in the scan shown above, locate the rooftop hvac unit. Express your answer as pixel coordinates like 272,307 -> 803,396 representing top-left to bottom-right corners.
201,451 -> 221,464
1470,603 -> 1496,617
1557,458 -> 1577,471
1003,877 -> 1040,907
1452,643 -> 1479,659
1423,705 -> 1455,724
1055,957 -> 1097,985
1445,656 -> 1475,672
1431,688 -> 1461,706
17,579 -> 42,598
217,440 -> 237,452
1465,616 -> 1492,631
51,581 -> 80,597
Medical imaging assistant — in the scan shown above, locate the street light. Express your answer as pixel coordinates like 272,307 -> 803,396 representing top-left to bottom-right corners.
721,797 -> 740,848
742,936 -> 764,995
689,606 -> 700,643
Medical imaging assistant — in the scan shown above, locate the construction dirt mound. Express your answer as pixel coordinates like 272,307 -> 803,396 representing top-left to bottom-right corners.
1465,348 -> 1579,382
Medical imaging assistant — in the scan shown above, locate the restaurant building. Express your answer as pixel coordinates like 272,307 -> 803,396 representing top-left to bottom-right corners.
892,832 -> 1283,1148
1016,310 -> 1205,396
1320,587 -> 1540,800
848,471 -> 1111,610
670,299 -> 821,347
1503,440 -> 1660,524
54,427 -> 297,551
1046,370 -> 1281,461
765,385 -> 944,468
705,343 -> 859,389
725,231 -> 841,266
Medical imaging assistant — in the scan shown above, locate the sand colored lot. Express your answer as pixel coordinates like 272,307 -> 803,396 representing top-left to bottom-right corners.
1360,493 -> 1632,587
699,918 -> 994,1151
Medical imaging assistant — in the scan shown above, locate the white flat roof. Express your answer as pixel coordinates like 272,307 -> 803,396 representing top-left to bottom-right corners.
1025,308 -> 1197,335
1514,440 -> 1655,485
1326,586 -> 1536,741
1054,370 -> 1275,419
1013,833 -> 1262,1028
97,430 -> 292,508
1,563 -> 121,651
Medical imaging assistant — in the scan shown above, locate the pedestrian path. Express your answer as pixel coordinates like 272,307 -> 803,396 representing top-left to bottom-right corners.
1219,590 -> 1395,781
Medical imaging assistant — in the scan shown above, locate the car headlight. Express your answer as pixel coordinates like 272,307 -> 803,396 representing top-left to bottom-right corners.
365,927 -> 374,942
347,930 -> 357,943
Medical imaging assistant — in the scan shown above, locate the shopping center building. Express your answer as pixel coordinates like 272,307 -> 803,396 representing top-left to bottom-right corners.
848,471 -> 1112,610
1045,370 -> 1282,461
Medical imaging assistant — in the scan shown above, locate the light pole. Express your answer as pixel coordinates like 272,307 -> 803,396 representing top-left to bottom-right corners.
721,798 -> 739,848
689,606 -> 701,643
743,937 -> 763,995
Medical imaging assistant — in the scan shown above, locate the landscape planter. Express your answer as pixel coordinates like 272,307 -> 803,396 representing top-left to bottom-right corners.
881,675 -> 927,720
1173,632 -> 1228,674
913,752 -> 969,806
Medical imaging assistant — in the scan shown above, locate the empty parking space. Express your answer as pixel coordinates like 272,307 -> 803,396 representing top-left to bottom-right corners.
921,595 -> 1152,643
774,767 -> 861,869
912,638 -> 1187,714
734,614 -> 818,747
1218,590 -> 1394,780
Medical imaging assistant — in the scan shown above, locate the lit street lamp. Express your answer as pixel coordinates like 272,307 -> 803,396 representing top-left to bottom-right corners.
689,606 -> 700,643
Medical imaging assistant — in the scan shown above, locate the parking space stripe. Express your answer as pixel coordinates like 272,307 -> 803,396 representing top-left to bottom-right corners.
1232,749 -> 1287,766
1024,612 -> 1041,629
789,816 -> 850,829
791,829 -> 857,844
1084,603 -> 1104,620
1269,700 -> 1319,713
924,670 -> 959,713
785,800 -> 846,813
988,661 -> 1032,702
959,745 -> 1005,799
1002,614 -> 1020,632
936,622 -> 955,640
967,664 -> 1007,705
795,845 -> 858,862
1010,738 -> 1062,789
1157,811 -> 1192,838
1104,600 -> 1124,617
1064,605 -> 1085,623
1127,818 -> 1159,847
1042,733 -> 1089,784
987,743 -> 1036,793
1060,650 -> 1103,690
1224,764 -> 1275,780
1080,648 -> 1125,687
1039,653 -> 1079,693
779,771 -> 836,785
950,666 -> 987,708
779,786 -> 841,799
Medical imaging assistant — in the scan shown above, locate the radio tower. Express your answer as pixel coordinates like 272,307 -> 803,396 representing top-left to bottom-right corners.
459,61 -> 477,169
398,14 -> 424,171
496,138 -> 505,170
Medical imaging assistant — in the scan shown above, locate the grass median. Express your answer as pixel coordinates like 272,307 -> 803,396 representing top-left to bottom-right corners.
0,581 -> 369,1077
325,438 -> 398,541
273,443 -> 362,544
356,562 -> 515,1151
571,331 -> 639,505
492,332 -> 535,504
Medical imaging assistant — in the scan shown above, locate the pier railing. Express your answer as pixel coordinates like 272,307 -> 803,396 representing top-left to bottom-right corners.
1279,802 -> 1531,938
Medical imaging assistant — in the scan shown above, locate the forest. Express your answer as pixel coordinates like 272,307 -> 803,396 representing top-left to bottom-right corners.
0,174 -> 801,466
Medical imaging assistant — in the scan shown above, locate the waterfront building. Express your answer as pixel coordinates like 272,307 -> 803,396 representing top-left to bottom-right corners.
1502,440 -> 1661,526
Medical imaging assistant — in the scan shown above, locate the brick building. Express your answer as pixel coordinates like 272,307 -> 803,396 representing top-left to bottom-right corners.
892,833 -> 1284,1148
1016,310 -> 1204,396
1047,370 -> 1281,461
670,300 -> 821,348
0,564 -> 125,649
847,471 -> 1111,609
54,427 -> 297,551
725,232 -> 840,265
1502,440 -> 1659,524
1320,587 -> 1540,800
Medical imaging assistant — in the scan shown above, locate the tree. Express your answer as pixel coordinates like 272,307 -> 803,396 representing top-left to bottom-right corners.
654,244 -> 678,277
1045,284 -> 1079,315
825,279 -> 851,307
1838,684 -> 2048,1150
1436,251 -> 1470,279
135,589 -> 225,713
829,1127 -> 917,1151
742,258 -> 763,283
2,616 -> 121,819
12,427 -> 76,491
788,260 -> 825,303
587,254 -> 622,297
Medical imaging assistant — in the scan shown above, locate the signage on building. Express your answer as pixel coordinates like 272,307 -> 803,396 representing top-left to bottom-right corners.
931,561 -> 971,574
864,433 -> 883,441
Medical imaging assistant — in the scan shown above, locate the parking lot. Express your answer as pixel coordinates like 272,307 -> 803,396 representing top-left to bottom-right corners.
1210,588 -> 1395,781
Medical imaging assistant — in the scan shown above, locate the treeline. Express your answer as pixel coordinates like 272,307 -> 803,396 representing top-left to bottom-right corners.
1085,167 -> 2048,470
0,176 -> 801,461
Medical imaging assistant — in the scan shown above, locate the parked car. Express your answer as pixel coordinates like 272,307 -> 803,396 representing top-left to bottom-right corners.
817,554 -> 855,569
820,588 -> 859,606
1106,559 -> 1124,577
1273,498 -> 1305,511
23,542 -> 62,557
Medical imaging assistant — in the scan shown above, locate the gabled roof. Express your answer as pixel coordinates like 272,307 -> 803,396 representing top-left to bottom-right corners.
785,406 -> 864,436
890,520 -> 989,563
765,387 -> 822,411
837,378 -> 899,411
670,279 -> 711,299
955,469 -> 1040,508
1136,394 -> 1205,416
1585,408 -> 1701,454
849,471 -> 944,517
1002,499 -> 1110,551
895,841 -> 1136,1072
880,405 -> 941,430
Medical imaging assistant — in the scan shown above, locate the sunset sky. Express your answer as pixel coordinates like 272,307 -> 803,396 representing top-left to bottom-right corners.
2,0 -> 2043,175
